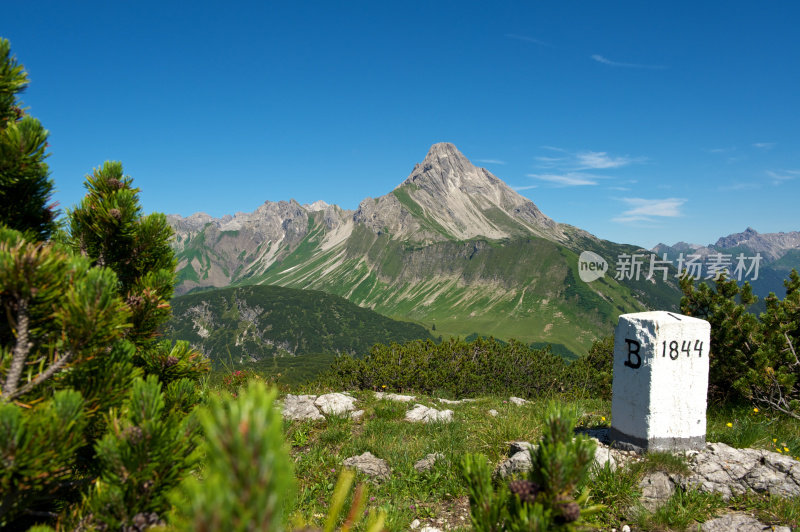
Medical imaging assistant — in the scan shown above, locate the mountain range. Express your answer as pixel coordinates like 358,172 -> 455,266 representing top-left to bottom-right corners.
166,143 -> 682,355
653,228 -> 800,302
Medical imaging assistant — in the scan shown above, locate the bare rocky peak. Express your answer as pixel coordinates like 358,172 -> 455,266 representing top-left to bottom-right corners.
375,142 -> 562,241
303,200 -> 330,211
402,142 -> 499,194
654,228 -> 800,262
714,227 -> 800,261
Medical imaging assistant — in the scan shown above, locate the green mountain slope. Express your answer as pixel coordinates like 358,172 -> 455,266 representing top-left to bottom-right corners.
164,284 -> 434,375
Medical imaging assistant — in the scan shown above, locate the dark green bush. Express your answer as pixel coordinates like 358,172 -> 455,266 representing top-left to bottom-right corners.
681,271 -> 800,417
317,336 -> 569,399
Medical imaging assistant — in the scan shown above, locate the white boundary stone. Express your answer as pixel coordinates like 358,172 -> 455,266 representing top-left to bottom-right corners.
610,311 -> 710,452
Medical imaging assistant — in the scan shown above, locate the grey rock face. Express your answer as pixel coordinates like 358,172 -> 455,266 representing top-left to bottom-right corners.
414,453 -> 445,472
680,442 -> 800,500
593,444 -> 618,472
282,394 -> 324,421
405,404 -> 453,423
314,392 -> 357,415
700,513 -> 790,532
638,471 -> 676,512
343,452 -> 390,480
495,450 -> 532,479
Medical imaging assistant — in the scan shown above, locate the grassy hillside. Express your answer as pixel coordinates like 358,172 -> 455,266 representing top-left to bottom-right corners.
164,284 -> 434,380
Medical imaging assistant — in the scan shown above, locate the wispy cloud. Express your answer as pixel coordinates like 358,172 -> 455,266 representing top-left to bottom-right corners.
766,170 -> 800,185
527,173 -> 599,186
575,151 -> 637,169
476,158 -> 506,165
612,197 -> 686,223
513,185 -> 539,191
591,54 -> 667,70
505,34 -> 552,47
533,147 -> 642,172
753,142 -> 775,150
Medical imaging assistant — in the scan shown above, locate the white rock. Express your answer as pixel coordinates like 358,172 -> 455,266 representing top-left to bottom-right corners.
437,397 -> 474,404
375,392 -> 416,402
282,394 -> 323,421
405,404 -> 453,423
488,409 -> 498,417
342,451 -> 390,479
409,518 -> 421,529
509,396 -> 528,405
350,409 -> 364,421
314,392 -> 357,415
419,528 -> 443,532
621,526 -> 631,532
611,311 -> 710,452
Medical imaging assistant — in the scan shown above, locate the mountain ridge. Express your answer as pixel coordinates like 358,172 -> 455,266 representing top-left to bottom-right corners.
167,142 -> 681,353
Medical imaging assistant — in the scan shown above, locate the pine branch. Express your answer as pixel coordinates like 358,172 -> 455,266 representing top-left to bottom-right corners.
2,298 -> 32,400
8,348 -> 76,401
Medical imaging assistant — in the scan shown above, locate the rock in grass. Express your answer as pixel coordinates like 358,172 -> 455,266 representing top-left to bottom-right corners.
343,451 -> 390,479
638,471 -> 675,511
374,392 -> 416,402
509,396 -> 528,405
488,409 -> 498,417
283,394 -> 324,421
405,404 -> 453,423
314,392 -> 357,415
495,450 -> 533,479
437,397 -> 475,405
414,453 -> 445,472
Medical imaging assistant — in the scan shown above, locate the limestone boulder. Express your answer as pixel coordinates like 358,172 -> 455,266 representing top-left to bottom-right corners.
343,452 -> 390,480
283,394 -> 323,421
405,404 -> 453,423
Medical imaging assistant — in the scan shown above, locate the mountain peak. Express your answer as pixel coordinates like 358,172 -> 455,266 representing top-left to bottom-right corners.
424,142 -> 466,160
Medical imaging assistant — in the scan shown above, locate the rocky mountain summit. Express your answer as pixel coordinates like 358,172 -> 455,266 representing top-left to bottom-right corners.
714,227 -> 800,261
653,227 -> 800,262
354,142 -> 563,243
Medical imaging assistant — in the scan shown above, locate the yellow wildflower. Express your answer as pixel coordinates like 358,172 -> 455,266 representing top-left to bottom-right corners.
601,416 -> 606,421
753,407 -> 759,413
785,447 -> 790,452
726,422 -> 733,428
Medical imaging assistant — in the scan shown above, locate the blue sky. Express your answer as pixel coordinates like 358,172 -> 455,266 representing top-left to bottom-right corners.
4,1 -> 799,248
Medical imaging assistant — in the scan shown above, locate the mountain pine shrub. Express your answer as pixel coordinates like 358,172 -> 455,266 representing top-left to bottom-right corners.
170,381 -> 294,531
681,271 -> 800,418
1,38 -> 209,528
0,37 -> 57,240
317,337 -> 569,398
461,403 -> 601,531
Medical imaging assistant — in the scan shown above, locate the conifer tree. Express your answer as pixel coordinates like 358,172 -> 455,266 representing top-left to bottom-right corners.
0,38 -> 209,529
0,38 -> 56,240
